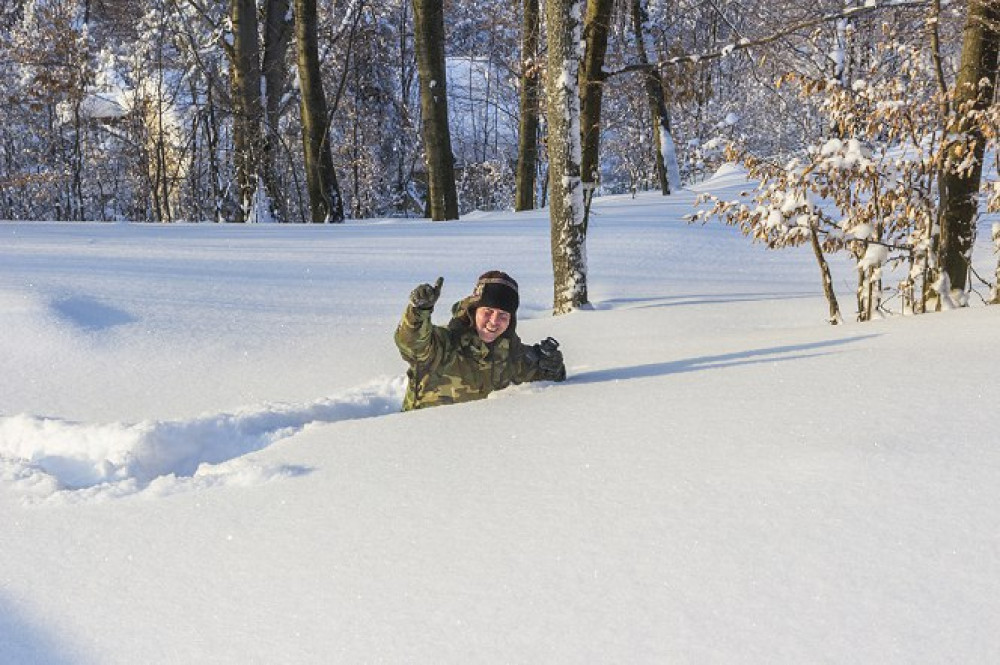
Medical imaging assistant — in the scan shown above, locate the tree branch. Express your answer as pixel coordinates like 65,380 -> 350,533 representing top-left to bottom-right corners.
606,0 -> 931,78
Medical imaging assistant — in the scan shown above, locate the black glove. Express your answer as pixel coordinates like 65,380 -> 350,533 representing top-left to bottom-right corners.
410,276 -> 443,310
532,337 -> 566,381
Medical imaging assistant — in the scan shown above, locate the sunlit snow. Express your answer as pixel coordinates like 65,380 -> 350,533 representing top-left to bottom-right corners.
2,169 -> 999,663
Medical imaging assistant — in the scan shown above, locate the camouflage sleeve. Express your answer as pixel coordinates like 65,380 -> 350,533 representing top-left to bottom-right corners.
394,304 -> 442,366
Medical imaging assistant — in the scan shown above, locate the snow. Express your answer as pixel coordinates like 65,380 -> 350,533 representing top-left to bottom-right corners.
246,177 -> 277,224
858,242 -> 889,270
694,161 -> 747,185
659,128 -> 682,192
820,137 -> 870,170
2,172 -> 1000,663
779,191 -> 805,215
852,222 -> 874,239
75,92 -> 127,120
765,208 -> 785,230
820,138 -> 844,156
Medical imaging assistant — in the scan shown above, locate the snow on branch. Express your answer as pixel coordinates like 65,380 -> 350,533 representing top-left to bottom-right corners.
605,0 -> 931,79
686,56 -> 1000,321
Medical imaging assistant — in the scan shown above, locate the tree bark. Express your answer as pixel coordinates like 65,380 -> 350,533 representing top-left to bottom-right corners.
229,0 -> 267,222
395,1 -> 418,216
412,0 -> 459,220
261,0 -> 294,222
546,0 -> 588,314
294,0 -> 345,222
938,0 -> 1000,293
579,0 -> 613,225
810,226 -> 842,324
993,229 -> 1000,303
630,0 -> 678,195
201,76 -> 225,223
514,0 -> 541,211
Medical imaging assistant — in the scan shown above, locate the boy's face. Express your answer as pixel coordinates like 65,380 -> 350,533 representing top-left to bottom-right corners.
475,306 -> 511,343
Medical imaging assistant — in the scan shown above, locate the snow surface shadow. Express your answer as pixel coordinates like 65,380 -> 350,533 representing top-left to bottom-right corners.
0,594 -> 84,665
593,291 -> 817,311
0,376 -> 406,502
51,295 -> 138,331
570,337 -> 874,385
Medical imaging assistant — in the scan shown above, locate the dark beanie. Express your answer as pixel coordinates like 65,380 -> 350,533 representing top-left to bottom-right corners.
472,271 -> 519,313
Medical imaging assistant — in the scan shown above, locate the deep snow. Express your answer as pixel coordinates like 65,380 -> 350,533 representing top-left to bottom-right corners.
2,170 -> 999,663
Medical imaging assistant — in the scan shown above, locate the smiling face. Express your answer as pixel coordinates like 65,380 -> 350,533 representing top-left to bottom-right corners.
474,306 -> 511,343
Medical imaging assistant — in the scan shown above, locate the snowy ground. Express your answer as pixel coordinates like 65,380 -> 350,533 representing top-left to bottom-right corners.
2,170 -> 999,663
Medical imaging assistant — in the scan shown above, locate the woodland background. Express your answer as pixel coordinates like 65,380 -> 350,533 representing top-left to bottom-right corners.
0,0 -> 984,221
1,0 -> 999,320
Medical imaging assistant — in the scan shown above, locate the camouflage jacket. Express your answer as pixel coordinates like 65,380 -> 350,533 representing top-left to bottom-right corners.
395,303 -> 565,411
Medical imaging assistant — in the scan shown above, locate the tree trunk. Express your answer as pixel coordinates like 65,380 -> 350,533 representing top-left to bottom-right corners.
230,0 -> 267,222
204,78 -> 225,223
294,0 -> 345,222
938,0 -> 1000,293
71,101 -> 85,221
514,0 -> 541,211
395,0 -> 418,217
810,226 -> 842,324
546,0 -> 588,314
412,0 -> 459,220
630,0 -> 678,195
261,0 -> 294,222
152,38 -> 173,222
992,224 -> 1000,303
579,0 -> 613,227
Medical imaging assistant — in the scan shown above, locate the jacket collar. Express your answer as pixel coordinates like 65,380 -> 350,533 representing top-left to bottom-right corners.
456,325 -> 510,361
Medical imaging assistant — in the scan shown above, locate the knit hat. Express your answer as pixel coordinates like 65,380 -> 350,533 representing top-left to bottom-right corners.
471,271 -> 519,313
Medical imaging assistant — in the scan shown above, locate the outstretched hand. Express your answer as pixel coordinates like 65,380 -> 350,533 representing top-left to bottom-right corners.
410,276 -> 444,310
533,337 -> 566,381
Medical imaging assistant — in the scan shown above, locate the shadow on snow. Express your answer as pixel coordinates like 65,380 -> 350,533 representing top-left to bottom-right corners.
0,593 -> 87,665
569,336 -> 875,385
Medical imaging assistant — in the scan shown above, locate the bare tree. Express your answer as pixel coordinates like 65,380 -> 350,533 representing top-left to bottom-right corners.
514,0 -> 541,211
546,0 -> 588,314
412,0 -> 459,220
262,0 -> 294,222
629,0 -> 679,195
579,0 -> 614,226
294,0 -> 345,222
228,0 -> 269,221
937,0 -> 1000,297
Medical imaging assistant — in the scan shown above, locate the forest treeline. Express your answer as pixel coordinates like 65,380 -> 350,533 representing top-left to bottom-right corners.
1,0 -> 998,318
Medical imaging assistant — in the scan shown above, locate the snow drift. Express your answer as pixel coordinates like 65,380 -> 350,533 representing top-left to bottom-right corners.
2,174 -> 999,663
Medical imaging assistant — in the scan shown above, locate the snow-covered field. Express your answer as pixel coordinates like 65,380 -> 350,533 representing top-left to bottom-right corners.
2,170 -> 999,663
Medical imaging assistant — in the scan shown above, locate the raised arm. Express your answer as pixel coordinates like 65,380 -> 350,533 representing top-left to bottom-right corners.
395,277 -> 444,365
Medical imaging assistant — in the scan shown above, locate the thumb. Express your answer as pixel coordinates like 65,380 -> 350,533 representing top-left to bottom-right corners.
432,276 -> 444,296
